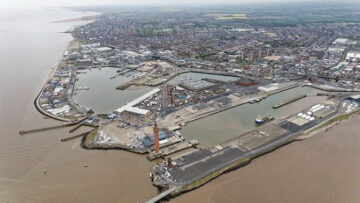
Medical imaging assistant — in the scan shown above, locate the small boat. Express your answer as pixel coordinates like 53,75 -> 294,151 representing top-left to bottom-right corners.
255,116 -> 274,125
255,116 -> 265,124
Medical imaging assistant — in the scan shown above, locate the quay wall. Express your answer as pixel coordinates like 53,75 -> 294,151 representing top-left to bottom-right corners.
171,130 -> 301,196
181,83 -> 300,125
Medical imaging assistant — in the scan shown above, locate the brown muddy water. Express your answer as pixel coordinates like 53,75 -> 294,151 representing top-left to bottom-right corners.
173,114 -> 360,203
1,8 -> 359,203
0,8 -> 157,203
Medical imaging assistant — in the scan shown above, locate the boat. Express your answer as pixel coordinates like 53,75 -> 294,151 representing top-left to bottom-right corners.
255,116 -> 265,124
255,116 -> 274,125
249,100 -> 256,104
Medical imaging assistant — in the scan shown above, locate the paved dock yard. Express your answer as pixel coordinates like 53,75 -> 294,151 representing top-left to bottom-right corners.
151,98 -> 344,194
147,139 -> 199,161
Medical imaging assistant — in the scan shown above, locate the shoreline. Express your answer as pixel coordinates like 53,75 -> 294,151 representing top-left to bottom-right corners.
33,10 -> 99,123
34,34 -> 90,122
53,15 -> 99,23
34,41 -> 73,122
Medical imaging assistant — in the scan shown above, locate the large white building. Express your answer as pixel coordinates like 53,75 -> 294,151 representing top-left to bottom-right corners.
116,88 -> 160,115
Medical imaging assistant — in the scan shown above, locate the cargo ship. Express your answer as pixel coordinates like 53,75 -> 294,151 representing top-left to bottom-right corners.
255,116 -> 274,125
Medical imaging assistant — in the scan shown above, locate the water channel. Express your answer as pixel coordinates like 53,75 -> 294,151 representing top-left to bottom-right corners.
181,86 -> 325,147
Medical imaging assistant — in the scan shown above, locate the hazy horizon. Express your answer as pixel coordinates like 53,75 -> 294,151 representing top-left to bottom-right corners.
1,0 -> 359,11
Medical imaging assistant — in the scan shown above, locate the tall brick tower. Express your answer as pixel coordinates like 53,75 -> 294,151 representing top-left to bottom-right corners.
153,121 -> 159,154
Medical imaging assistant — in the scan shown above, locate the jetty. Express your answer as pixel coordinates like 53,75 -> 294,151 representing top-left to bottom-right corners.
272,95 -> 307,109
61,130 -> 93,142
145,187 -> 179,203
19,122 -> 78,135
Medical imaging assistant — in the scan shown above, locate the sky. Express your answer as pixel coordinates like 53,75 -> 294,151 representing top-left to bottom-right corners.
0,0 -> 353,11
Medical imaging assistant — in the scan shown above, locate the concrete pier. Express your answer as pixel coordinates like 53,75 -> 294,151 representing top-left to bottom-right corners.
273,94 -> 307,108
69,123 -> 83,133
61,130 -> 93,142
19,122 -> 78,135
145,187 -> 179,203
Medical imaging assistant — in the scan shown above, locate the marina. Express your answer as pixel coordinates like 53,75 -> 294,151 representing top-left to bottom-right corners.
73,67 -> 152,114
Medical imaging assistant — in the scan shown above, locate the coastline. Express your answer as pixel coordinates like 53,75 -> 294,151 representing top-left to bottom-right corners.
34,14 -> 96,123
30,10 -> 360,202
53,15 -> 99,23
34,42 -> 72,122
34,38 -> 85,122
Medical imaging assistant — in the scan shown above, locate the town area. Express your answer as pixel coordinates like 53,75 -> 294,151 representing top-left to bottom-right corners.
28,4 -> 360,202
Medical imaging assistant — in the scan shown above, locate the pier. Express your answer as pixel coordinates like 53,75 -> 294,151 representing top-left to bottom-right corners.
145,187 -> 179,203
61,130 -> 93,142
272,94 -> 307,109
19,122 -> 78,135
266,83 -> 299,96
69,123 -> 83,133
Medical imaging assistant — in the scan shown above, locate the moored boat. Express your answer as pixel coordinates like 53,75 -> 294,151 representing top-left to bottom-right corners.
255,115 -> 274,125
